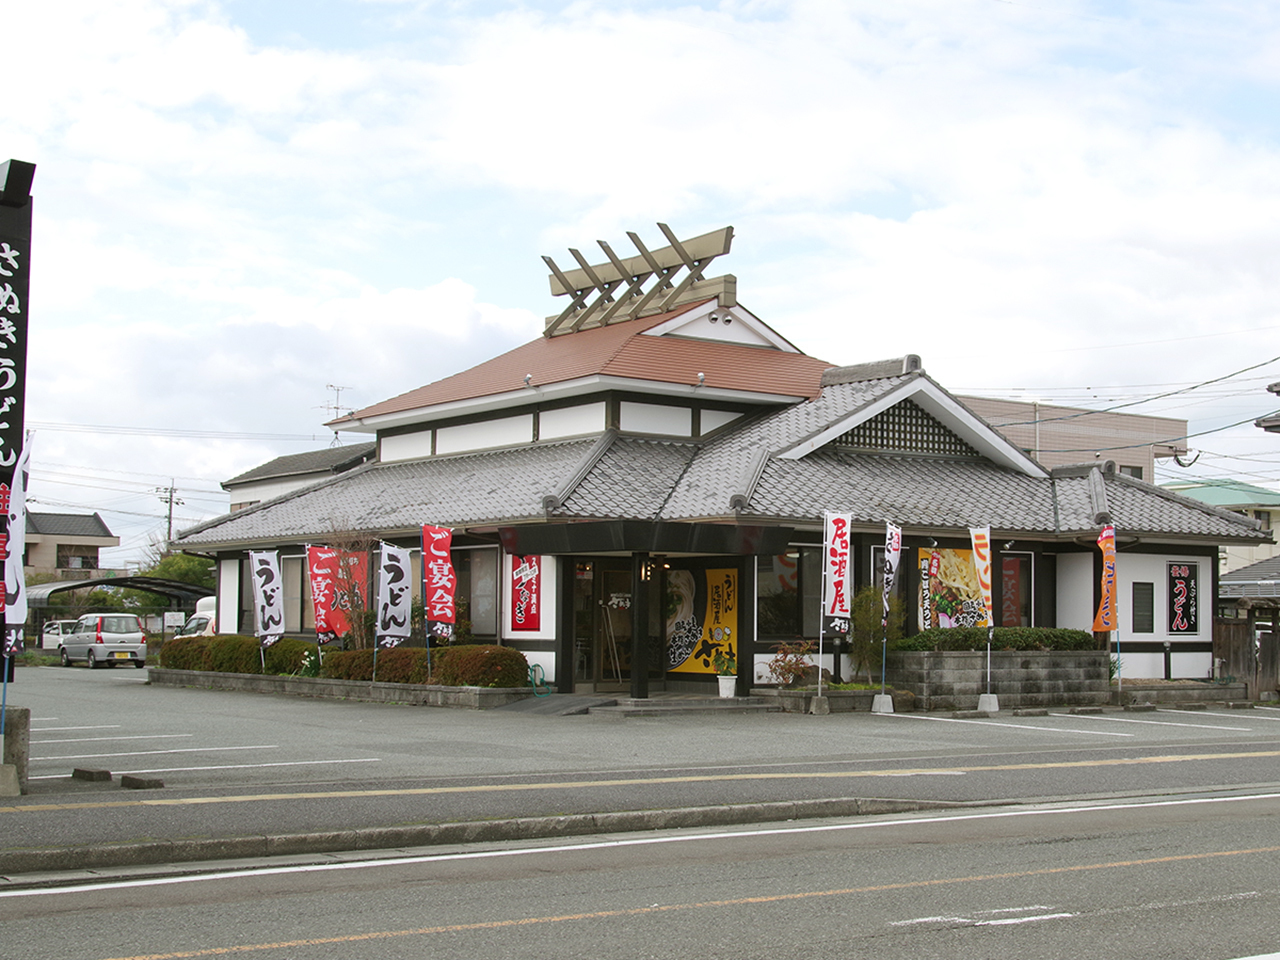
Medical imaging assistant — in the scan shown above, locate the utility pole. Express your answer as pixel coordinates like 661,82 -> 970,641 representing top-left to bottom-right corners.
155,481 -> 183,549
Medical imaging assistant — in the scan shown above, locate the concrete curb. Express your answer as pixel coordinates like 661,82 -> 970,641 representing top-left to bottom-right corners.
0,795 -> 957,877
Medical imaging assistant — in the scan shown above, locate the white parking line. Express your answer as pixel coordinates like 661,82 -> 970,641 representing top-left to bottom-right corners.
34,735 -> 194,745
884,713 -> 1134,737
1050,712 -> 1252,732
30,725 -> 121,732
1182,710 -> 1280,723
32,745 -> 279,762
27,758 -> 383,780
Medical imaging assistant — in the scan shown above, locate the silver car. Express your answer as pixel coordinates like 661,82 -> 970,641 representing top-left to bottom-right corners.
59,613 -> 148,669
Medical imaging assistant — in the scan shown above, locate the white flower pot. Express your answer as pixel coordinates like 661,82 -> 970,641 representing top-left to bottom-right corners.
718,675 -> 737,698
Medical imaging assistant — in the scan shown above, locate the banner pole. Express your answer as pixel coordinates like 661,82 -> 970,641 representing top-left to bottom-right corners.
373,643 -> 379,684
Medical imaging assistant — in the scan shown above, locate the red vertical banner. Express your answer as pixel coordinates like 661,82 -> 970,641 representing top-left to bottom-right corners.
511,555 -> 541,631
422,524 -> 457,640
1093,524 -> 1117,632
307,546 -> 367,644
822,512 -> 852,634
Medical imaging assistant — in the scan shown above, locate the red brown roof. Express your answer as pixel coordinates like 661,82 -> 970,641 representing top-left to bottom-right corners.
340,302 -> 834,423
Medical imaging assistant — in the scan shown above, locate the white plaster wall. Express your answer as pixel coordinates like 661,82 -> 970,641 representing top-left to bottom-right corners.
380,431 -> 434,463
1056,553 -> 1094,631
217,558 -> 239,635
1116,553 -> 1206,642
436,414 -> 534,455
619,401 -> 692,437
540,402 -> 605,440
228,475 -> 321,506
701,409 -> 743,434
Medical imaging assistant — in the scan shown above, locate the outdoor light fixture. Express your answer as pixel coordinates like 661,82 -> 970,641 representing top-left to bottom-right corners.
523,373 -> 533,387
697,372 -> 705,386
1004,541 -> 1016,550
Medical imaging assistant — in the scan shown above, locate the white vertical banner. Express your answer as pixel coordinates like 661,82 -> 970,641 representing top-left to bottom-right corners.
882,521 -> 902,627
376,542 -> 413,648
968,526 -> 994,628
822,511 -> 853,632
3,440 -> 29,656
248,550 -> 285,647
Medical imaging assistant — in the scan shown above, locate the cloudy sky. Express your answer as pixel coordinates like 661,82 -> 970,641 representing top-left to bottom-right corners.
8,0 -> 1280,567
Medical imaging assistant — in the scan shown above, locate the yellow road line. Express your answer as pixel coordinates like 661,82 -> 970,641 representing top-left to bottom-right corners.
5,748 -> 1280,813
98,843 -> 1280,960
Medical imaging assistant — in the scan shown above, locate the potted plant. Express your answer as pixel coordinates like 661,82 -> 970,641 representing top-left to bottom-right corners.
712,649 -> 737,698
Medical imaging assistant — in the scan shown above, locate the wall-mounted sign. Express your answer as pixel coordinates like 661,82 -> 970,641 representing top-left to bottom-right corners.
511,555 -> 541,631
1168,562 -> 1198,635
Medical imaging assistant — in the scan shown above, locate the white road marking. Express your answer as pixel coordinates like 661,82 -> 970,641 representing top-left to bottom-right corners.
4,791 -> 1277,898
30,725 -> 121,732
27,758 -> 383,780
1050,712 -> 1252,732
1183,710 -> 1280,723
977,912 -> 1075,925
31,745 -> 279,762
33,735 -> 195,744
884,712 -> 1135,737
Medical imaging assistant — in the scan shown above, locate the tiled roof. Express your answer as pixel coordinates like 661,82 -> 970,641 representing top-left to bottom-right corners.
177,369 -> 1267,550
1222,555 -> 1280,582
180,439 -> 602,545
337,303 -> 833,424
223,443 -> 376,487
27,512 -> 114,539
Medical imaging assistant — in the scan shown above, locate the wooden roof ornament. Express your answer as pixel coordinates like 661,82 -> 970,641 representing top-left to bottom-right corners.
543,224 -> 736,337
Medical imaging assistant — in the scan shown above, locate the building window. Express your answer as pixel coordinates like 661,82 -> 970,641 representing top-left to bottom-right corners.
454,548 -> 498,638
756,548 -> 821,639
1254,510 -> 1272,531
1118,465 -> 1143,480
57,546 -> 98,570
1132,582 -> 1154,633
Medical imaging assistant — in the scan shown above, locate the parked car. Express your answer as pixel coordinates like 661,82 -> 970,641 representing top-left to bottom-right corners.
40,619 -> 79,650
59,613 -> 148,669
175,596 -> 217,637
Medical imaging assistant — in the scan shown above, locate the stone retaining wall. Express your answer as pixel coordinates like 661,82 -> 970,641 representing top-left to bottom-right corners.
1111,681 -> 1248,706
148,669 -> 534,709
886,650 -> 1110,711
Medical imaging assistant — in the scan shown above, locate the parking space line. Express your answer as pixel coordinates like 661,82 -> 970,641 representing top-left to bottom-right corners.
34,735 -> 195,744
32,745 -> 279,762
1050,713 -> 1252,732
884,713 -> 1135,737
1180,710 -> 1280,723
27,758 -> 383,780
30,725 -> 121,732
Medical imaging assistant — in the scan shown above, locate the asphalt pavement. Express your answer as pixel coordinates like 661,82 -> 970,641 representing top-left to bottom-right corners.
4,664 -> 1280,883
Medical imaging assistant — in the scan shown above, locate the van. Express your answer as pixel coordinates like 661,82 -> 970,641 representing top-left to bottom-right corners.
176,596 -> 217,638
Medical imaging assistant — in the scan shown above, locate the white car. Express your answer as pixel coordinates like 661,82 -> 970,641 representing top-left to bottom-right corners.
40,619 -> 79,650
59,613 -> 148,669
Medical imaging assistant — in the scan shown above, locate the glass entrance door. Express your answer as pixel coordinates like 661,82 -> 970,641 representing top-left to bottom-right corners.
572,559 -> 664,692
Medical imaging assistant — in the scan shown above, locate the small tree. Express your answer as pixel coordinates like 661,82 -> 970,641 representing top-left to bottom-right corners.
141,553 -> 216,590
849,585 -> 906,685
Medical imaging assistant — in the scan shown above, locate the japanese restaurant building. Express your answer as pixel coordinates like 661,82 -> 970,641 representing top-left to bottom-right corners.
174,225 -> 1269,692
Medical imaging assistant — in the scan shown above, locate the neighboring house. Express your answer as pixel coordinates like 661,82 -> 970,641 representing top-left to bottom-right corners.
1160,479 -> 1280,573
222,443 -> 376,512
958,397 -> 1186,481
174,225 -> 1268,687
24,511 -> 123,580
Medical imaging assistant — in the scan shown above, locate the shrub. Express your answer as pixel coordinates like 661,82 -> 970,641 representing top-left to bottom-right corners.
766,640 -> 814,686
892,627 -> 1098,652
320,649 -> 376,681
208,636 -> 263,674
319,647 -> 443,683
264,638 -> 315,675
435,644 -> 528,688
159,635 -> 213,670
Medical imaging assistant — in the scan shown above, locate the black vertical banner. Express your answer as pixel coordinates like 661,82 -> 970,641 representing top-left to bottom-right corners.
0,160 -> 34,661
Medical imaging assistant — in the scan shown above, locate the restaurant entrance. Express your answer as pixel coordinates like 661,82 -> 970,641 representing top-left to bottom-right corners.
571,558 -> 665,693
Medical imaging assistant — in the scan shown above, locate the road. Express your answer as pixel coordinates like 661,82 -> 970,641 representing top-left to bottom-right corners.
3,793 -> 1280,959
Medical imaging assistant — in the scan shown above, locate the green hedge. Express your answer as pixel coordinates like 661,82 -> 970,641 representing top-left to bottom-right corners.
319,648 -> 439,684
435,645 -> 529,688
159,637 -> 529,687
158,635 -> 314,674
892,627 -> 1099,652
